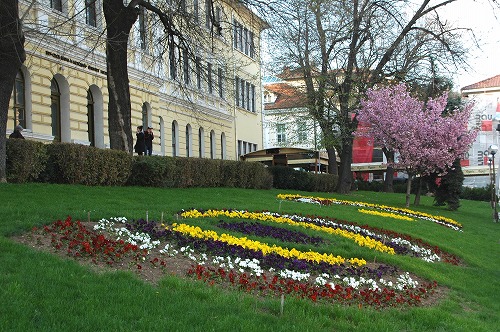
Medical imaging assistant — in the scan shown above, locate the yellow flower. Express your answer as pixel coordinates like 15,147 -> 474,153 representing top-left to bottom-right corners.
169,222 -> 366,266
181,209 -> 395,255
277,193 -> 462,229
358,209 -> 414,221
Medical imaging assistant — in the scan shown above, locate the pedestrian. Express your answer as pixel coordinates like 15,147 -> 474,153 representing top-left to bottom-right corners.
144,126 -> 154,156
134,125 -> 145,155
9,125 -> 25,139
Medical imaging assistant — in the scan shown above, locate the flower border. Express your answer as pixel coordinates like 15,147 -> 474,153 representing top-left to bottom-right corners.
278,193 -> 462,231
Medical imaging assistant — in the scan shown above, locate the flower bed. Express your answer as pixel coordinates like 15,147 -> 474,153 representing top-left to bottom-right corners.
15,214 -> 446,309
277,193 -> 463,231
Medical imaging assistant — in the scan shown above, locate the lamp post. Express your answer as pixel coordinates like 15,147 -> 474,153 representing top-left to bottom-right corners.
488,144 -> 499,222
488,155 -> 493,208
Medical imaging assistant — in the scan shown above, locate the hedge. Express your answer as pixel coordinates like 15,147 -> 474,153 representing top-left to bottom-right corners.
6,140 -> 338,192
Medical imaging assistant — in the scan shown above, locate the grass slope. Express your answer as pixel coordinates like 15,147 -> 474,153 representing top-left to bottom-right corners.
0,183 -> 499,331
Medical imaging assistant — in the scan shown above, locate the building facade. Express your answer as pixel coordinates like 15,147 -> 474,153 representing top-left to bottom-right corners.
461,75 -> 500,187
10,0 -> 266,160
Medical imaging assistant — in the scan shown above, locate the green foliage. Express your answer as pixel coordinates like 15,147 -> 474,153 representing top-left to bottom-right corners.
434,159 -> 464,210
127,156 -> 272,189
268,166 -> 337,192
460,185 -> 491,202
41,143 -> 131,186
6,139 -> 47,183
127,156 -> 176,187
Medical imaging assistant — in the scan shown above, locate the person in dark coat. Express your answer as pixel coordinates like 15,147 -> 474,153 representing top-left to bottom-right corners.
144,126 -> 154,156
134,126 -> 145,155
9,125 -> 25,139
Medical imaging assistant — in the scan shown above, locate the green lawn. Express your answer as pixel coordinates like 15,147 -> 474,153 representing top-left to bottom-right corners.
0,183 -> 499,331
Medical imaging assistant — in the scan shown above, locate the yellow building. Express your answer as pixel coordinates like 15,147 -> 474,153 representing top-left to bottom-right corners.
10,0 -> 266,159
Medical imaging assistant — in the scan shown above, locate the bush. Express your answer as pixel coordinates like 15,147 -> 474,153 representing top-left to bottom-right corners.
42,143 -> 131,186
127,156 -> 176,187
126,156 -> 272,189
6,141 -> 273,190
6,139 -> 48,183
460,185 -> 491,202
268,166 -> 337,192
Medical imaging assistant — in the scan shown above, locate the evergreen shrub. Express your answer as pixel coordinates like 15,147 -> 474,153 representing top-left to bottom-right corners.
42,143 -> 131,185
6,139 -> 48,183
268,166 -> 337,192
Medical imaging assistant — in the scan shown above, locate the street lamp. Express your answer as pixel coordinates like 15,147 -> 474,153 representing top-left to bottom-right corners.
488,144 -> 499,222
488,155 -> 494,208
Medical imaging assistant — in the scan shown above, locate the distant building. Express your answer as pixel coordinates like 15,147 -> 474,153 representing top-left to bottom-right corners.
262,68 -> 382,178
461,74 -> 500,187
262,77 -> 321,150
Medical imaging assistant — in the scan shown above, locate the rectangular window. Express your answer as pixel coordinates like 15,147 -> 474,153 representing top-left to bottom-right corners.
249,31 -> 255,58
243,28 -> 249,55
51,0 -> 62,12
183,48 -> 190,84
139,7 -> 147,50
297,120 -> 307,141
232,20 -> 255,58
238,24 -> 243,52
240,79 -> 245,109
233,20 -> 239,49
235,77 -> 240,106
245,82 -> 250,111
196,57 -> 202,90
207,62 -> 213,94
215,6 -> 222,36
251,85 -> 256,112
205,0 -> 211,29
237,140 -> 242,157
169,45 -> 177,80
277,124 -> 286,143
193,0 -> 199,22
253,143 -> 257,152
85,0 -> 97,27
218,68 -> 224,98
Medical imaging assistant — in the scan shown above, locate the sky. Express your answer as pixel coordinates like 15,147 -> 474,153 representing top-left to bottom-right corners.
444,0 -> 500,89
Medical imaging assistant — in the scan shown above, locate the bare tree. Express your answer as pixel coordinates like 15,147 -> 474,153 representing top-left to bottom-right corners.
266,0 -> 475,193
103,0 -> 277,152
0,0 -> 26,182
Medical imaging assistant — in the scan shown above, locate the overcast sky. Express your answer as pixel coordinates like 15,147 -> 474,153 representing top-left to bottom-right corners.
445,0 -> 500,89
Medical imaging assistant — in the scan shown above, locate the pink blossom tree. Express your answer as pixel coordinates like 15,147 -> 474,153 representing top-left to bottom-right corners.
356,83 -> 477,207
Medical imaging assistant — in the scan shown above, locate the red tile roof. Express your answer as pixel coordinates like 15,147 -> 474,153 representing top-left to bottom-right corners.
461,74 -> 500,91
264,83 -> 308,110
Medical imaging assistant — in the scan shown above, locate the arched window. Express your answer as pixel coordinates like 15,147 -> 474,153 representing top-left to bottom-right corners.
210,130 -> 216,159
172,120 -> 179,157
198,127 -> 205,158
11,70 -> 25,129
51,78 -> 61,142
220,132 -> 226,159
87,90 -> 95,146
186,124 -> 192,157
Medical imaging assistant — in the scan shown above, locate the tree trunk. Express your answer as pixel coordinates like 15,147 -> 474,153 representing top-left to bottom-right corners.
337,136 -> 354,194
413,176 -> 421,206
405,172 -> 413,207
326,146 -> 338,175
103,0 -> 138,153
383,148 -> 395,192
0,0 -> 25,182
